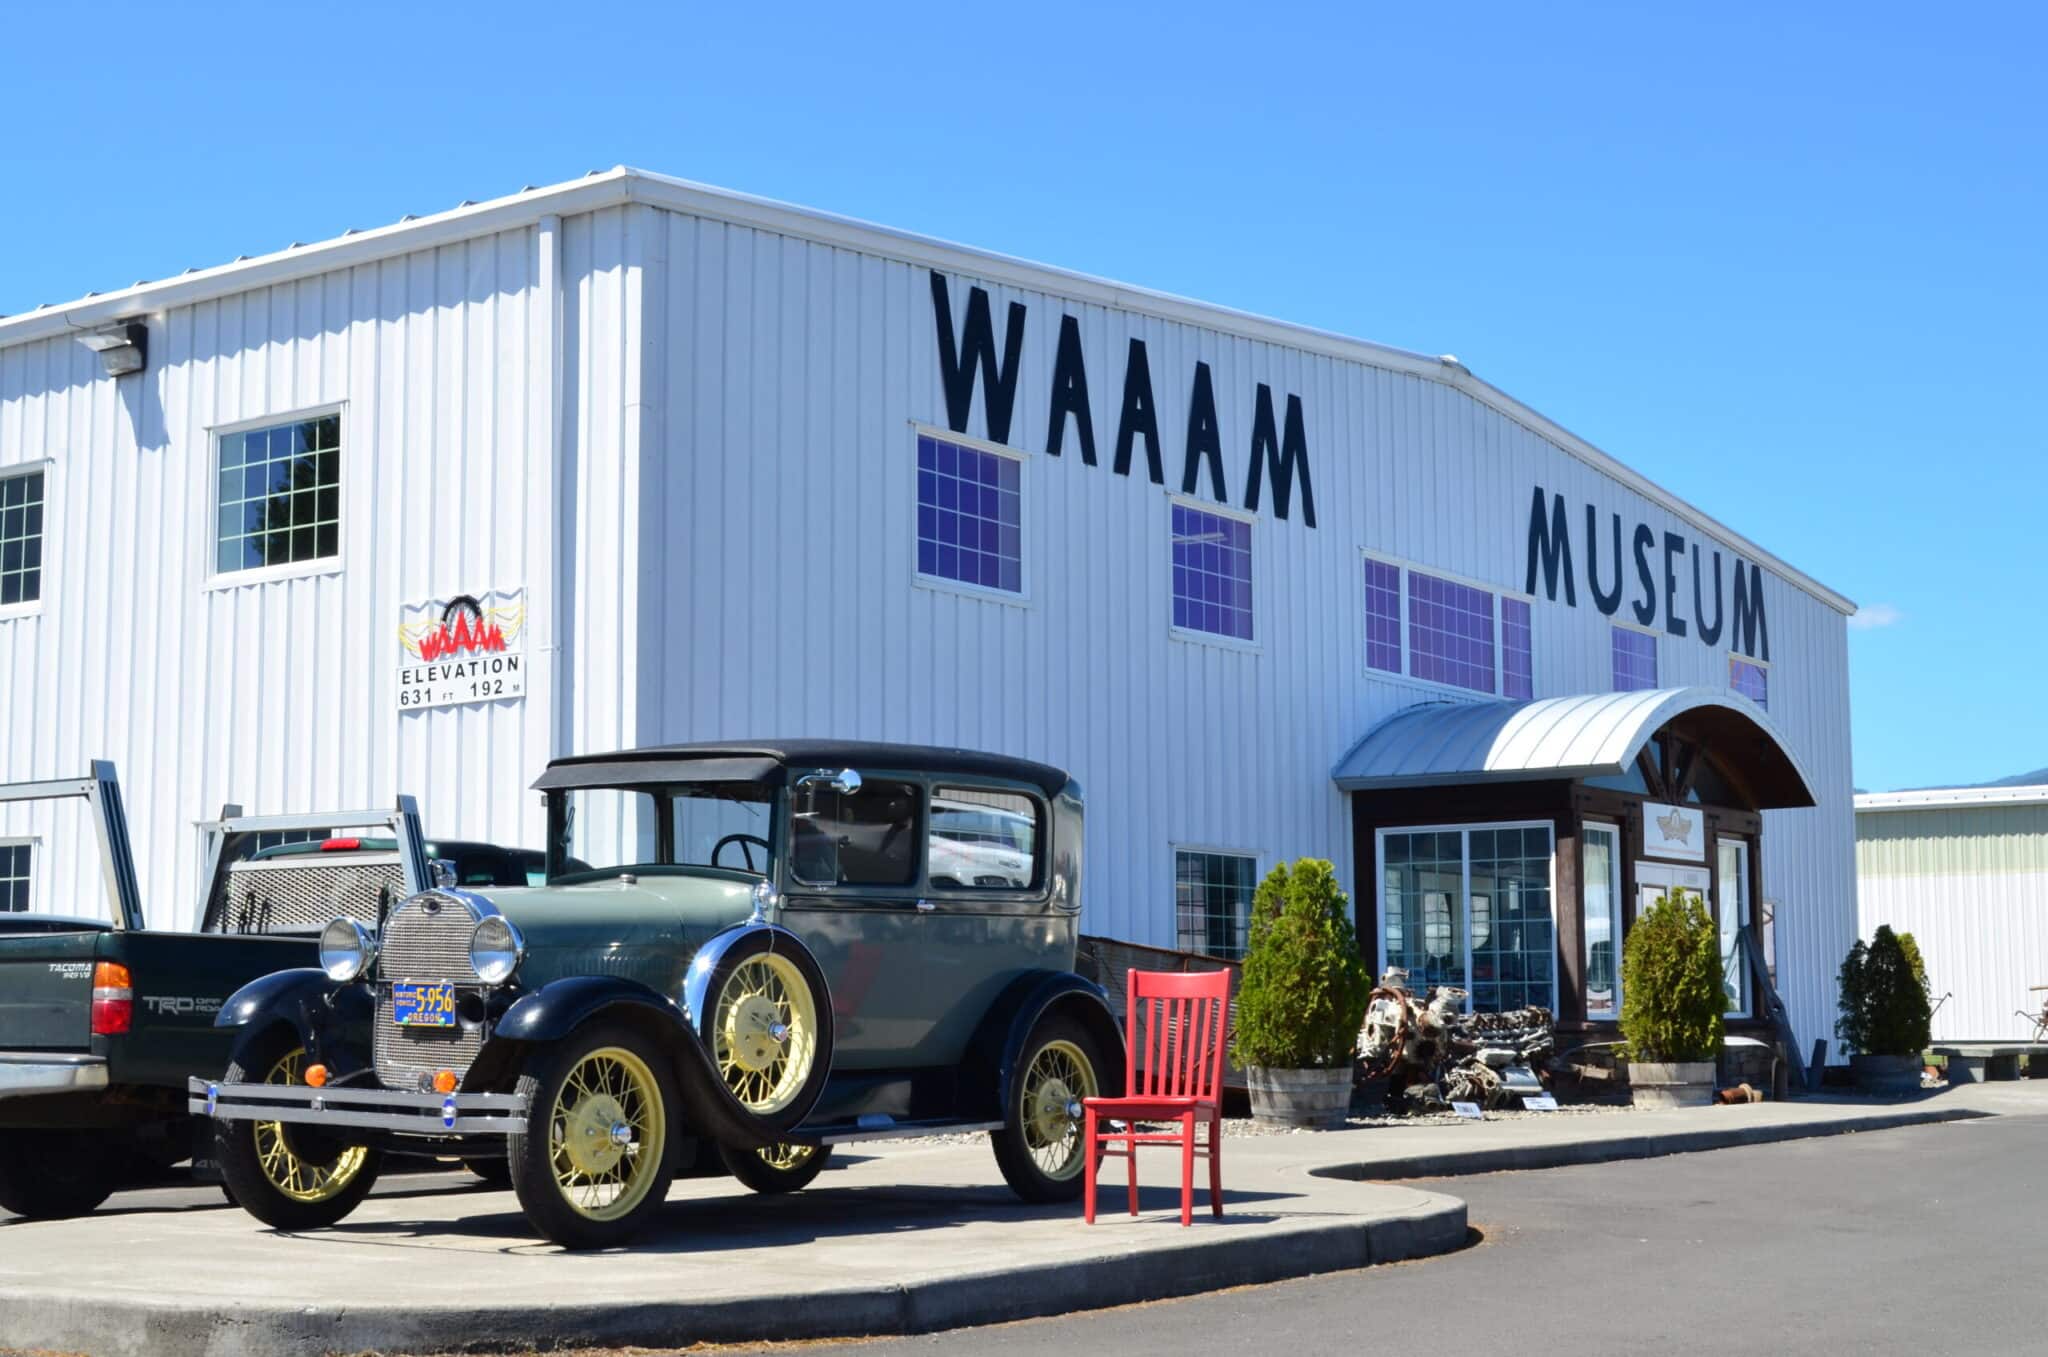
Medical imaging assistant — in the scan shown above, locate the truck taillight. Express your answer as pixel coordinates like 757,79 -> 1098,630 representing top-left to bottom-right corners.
321,837 -> 362,851
91,960 -> 133,1036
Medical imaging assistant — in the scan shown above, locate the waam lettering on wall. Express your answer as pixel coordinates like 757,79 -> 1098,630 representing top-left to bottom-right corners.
1524,487 -> 1769,661
929,272 -> 1316,528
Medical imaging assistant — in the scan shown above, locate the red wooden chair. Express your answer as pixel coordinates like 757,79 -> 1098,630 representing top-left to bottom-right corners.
1082,968 -> 1231,1226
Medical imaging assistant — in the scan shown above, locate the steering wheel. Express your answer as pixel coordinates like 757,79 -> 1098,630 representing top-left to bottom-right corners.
712,833 -> 773,873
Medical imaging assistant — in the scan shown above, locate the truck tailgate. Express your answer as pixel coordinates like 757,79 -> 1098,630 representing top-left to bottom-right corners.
0,930 -> 102,1051
102,931 -> 317,1087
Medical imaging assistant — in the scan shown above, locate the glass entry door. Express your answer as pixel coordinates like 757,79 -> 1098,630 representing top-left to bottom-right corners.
1636,862 -> 1710,918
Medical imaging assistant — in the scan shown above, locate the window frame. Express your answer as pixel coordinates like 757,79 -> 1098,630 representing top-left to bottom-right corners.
1610,621 -> 1661,692
910,422 -> 1032,608
1168,494 -> 1258,651
0,459 -> 52,620
0,837 -> 35,913
1360,551 -> 1533,699
1716,836 -> 1753,1018
1172,843 -> 1261,960
1375,820 -> 1558,1015
205,404 -> 348,590
1582,820 -> 1623,1019
1729,653 -> 1770,711
921,782 -> 1051,904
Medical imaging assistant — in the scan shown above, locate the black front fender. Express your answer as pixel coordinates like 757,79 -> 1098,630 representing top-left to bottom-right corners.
213,968 -> 374,1075
962,970 -> 1126,1121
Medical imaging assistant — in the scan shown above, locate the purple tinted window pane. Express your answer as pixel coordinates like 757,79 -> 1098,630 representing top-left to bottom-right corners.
1365,559 -> 1402,673
1731,656 -> 1769,710
1501,597 -> 1533,700
1172,506 -> 1253,640
1407,571 -> 1495,693
1611,628 -> 1659,692
915,437 -> 1022,593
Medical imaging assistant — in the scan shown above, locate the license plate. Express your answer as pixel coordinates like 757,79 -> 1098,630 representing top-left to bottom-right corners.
391,981 -> 458,1027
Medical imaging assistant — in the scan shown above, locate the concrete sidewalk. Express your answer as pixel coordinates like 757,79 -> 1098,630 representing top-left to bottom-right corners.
2,1082 -> 2036,1357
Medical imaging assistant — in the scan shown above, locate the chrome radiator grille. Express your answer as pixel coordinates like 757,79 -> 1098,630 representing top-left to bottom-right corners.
378,893 -> 478,984
373,891 -> 486,1089
218,856 -> 405,934
373,990 -> 486,1087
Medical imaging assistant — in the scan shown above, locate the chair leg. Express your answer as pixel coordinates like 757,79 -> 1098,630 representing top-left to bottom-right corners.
1179,1112 -> 1195,1227
1208,1114 -> 1223,1217
1083,1109 -> 1098,1224
1127,1123 -> 1140,1216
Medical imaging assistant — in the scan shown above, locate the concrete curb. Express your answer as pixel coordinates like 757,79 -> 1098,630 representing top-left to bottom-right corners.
0,1190 -> 1469,1357
1315,1105 -> 1989,1182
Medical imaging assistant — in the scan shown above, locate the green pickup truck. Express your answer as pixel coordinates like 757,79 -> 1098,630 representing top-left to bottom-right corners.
0,763 -> 542,1219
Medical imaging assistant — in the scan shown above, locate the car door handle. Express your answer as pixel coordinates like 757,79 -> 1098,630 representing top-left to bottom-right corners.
915,899 -> 937,913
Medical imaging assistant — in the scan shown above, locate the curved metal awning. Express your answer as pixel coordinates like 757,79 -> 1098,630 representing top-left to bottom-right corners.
1331,686 -> 1817,810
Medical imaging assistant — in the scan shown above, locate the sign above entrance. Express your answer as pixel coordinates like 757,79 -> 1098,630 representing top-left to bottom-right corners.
396,588 -> 527,711
1642,801 -> 1705,862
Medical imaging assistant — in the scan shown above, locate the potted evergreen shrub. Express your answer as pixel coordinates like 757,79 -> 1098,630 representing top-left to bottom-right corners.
1232,859 -> 1371,1128
1837,926 -> 1931,1095
1619,890 -> 1724,1108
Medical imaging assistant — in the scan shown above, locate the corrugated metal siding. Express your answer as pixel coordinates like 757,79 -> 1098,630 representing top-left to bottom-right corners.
632,205 -> 1858,1054
1858,805 -> 2048,1040
0,213 -> 642,930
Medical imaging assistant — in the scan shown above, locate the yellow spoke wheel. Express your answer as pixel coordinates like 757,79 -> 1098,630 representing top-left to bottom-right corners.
717,1138 -> 832,1194
992,1017 -> 1103,1203
545,1046 -> 668,1222
1018,1039 -> 1097,1181
254,1048 -> 369,1204
711,951 -> 820,1117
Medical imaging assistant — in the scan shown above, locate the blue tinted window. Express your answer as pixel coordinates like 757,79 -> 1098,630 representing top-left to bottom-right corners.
916,436 -> 1021,593
1612,627 -> 1658,692
1171,505 -> 1252,641
1731,656 -> 1769,710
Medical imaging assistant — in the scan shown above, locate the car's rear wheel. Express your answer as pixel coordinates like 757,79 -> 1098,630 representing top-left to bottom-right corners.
717,1140 -> 831,1194
0,1128 -> 118,1219
991,1014 -> 1103,1202
508,1023 -> 678,1249
215,1041 -> 381,1229
698,932 -> 832,1130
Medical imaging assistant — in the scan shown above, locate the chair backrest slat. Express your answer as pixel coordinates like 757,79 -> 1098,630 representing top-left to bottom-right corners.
1123,968 -> 1231,1101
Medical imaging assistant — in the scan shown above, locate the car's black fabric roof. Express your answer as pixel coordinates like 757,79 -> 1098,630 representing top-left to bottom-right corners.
532,741 -> 1072,797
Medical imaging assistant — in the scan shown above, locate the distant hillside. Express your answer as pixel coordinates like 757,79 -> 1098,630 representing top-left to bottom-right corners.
1987,767 -> 2048,787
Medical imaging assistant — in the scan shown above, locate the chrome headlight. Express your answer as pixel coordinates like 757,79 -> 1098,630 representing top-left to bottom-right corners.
469,914 -> 525,985
318,917 -> 377,983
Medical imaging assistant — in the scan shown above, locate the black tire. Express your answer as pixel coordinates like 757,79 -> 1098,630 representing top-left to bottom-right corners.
507,1022 -> 680,1249
992,1014 -> 1105,1203
464,1156 -> 514,1189
215,1038 -> 382,1230
717,1140 -> 831,1194
695,930 -> 834,1132
0,1128 -> 117,1219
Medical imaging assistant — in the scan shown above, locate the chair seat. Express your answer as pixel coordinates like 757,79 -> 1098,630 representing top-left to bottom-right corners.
1084,1095 -> 1218,1119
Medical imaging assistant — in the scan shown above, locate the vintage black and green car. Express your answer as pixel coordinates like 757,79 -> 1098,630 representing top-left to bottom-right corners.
194,742 -> 1123,1248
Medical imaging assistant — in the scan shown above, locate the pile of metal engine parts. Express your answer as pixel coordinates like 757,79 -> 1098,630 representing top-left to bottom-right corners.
1358,968 -> 1557,1111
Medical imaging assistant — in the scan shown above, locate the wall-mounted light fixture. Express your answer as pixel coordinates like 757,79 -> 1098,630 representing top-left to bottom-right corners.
77,321 -> 148,378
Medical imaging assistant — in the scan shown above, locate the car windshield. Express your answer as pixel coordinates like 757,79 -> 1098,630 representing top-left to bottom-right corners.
555,783 -> 776,880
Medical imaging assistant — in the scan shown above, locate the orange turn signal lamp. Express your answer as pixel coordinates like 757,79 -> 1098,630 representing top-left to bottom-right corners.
433,1069 -> 458,1094
304,1064 -> 329,1088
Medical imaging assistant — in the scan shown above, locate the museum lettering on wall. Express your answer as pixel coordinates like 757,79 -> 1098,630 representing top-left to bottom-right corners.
1524,486 -> 1770,661
396,589 -> 529,711
929,271 -> 1317,528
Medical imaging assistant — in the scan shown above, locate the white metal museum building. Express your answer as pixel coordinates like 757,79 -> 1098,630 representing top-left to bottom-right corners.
0,168 -> 1858,1059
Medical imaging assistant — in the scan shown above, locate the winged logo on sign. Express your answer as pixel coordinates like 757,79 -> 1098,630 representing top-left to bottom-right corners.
1656,807 -> 1695,846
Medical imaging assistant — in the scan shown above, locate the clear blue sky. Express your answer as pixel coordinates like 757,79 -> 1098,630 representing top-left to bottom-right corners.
3,3 -> 2040,792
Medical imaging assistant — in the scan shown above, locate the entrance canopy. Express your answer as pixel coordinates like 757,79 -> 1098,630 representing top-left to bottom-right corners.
1331,687 -> 1817,810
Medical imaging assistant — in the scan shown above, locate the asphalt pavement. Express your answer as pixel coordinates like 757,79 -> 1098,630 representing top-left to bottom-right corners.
739,1113 -> 2048,1357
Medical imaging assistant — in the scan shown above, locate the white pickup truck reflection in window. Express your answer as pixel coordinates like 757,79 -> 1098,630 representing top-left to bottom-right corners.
927,790 -> 1039,891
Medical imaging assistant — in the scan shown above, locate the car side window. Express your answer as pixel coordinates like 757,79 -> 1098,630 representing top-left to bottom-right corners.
927,789 -> 1042,891
790,779 -> 922,888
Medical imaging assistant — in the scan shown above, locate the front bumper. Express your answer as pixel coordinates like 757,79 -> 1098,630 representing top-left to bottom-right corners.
0,1053 -> 109,1101
188,1077 -> 527,1135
